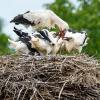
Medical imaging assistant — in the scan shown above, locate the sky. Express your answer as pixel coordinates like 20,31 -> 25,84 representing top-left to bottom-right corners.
0,0 -> 77,39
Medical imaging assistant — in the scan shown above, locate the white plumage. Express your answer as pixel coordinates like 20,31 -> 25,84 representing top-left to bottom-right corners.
8,39 -> 30,54
63,30 -> 89,53
10,9 -> 89,55
9,27 -> 89,55
31,30 -> 63,55
10,10 -> 69,31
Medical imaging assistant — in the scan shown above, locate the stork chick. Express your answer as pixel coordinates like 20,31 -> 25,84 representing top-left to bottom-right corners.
8,39 -> 30,54
63,30 -> 89,53
13,27 -> 40,55
31,30 -> 63,55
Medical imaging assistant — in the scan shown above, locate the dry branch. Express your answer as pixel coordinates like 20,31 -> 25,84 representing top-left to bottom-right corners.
0,54 -> 100,100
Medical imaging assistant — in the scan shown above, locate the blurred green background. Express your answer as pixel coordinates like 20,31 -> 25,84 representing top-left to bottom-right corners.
0,19 -> 10,55
0,0 -> 100,58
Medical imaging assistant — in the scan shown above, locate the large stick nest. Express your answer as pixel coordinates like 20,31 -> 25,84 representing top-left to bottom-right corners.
0,54 -> 100,100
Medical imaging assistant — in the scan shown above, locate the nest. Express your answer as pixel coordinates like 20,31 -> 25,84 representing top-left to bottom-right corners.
0,54 -> 100,100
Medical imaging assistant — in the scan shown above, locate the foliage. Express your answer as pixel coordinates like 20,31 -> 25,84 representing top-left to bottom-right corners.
45,0 -> 100,58
0,19 -> 11,55
0,19 -> 3,32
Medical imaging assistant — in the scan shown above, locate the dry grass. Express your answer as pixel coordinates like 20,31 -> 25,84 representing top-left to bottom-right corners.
0,54 -> 100,100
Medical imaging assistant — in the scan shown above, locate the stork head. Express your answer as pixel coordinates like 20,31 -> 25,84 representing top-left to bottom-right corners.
31,37 -> 39,42
63,29 -> 89,53
31,37 -> 39,49
64,29 -> 88,46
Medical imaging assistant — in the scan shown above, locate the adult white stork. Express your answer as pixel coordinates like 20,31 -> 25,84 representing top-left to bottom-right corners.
10,10 -> 69,37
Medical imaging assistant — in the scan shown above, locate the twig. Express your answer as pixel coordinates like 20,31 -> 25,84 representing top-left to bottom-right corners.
30,88 -> 36,100
5,74 -> 11,86
60,58 -> 66,72
21,87 -> 28,100
17,85 -> 24,100
58,81 -> 67,100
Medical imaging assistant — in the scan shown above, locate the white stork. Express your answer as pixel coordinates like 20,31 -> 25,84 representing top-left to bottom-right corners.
63,30 -> 89,53
31,29 -> 64,55
8,39 -> 30,54
10,10 -> 69,36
